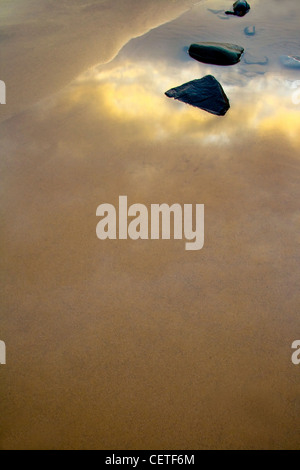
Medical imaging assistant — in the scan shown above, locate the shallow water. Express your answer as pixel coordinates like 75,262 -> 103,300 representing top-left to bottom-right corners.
1,0 -> 300,450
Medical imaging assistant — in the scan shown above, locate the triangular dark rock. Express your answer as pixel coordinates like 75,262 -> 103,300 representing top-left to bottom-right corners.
189,42 -> 244,66
165,75 -> 230,116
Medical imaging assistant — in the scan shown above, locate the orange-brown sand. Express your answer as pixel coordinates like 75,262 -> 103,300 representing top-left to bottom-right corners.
1,0 -> 300,450
0,0 -> 196,123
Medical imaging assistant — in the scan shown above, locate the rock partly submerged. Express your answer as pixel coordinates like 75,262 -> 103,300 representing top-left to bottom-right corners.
280,55 -> 300,69
165,75 -> 230,116
226,1 -> 250,17
189,42 -> 244,66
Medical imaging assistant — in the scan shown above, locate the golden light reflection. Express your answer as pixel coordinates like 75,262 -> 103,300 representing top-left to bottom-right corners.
2,0 -> 300,452
70,60 -> 300,146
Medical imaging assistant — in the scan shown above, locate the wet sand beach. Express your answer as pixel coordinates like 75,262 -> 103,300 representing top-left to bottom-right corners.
0,0 -> 196,122
1,0 -> 300,450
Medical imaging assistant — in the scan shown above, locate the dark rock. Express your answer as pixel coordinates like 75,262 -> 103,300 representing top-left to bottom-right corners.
244,52 -> 269,65
189,42 -> 244,66
280,55 -> 300,69
244,26 -> 256,36
165,75 -> 230,116
226,1 -> 250,17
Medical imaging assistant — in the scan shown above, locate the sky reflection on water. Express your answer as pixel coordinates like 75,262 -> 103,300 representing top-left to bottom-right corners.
1,0 -> 300,450
72,0 -> 300,145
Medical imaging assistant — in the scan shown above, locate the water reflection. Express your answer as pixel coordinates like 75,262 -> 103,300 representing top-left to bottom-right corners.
1,0 -> 300,450
71,0 -> 300,144
73,61 -> 300,143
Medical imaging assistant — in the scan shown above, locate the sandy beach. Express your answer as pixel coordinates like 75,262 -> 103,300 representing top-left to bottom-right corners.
1,0 -> 300,450
0,0 -> 196,122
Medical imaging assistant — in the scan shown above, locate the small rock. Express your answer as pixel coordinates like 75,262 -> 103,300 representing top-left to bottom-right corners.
244,26 -> 256,36
226,1 -> 251,17
189,42 -> 244,66
280,55 -> 300,69
244,52 -> 269,65
165,75 -> 230,116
